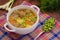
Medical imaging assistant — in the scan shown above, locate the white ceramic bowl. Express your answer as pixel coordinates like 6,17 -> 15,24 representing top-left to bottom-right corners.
4,5 -> 40,34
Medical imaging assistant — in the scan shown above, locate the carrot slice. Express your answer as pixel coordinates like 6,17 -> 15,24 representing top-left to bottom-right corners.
25,20 -> 30,25
9,17 -> 16,24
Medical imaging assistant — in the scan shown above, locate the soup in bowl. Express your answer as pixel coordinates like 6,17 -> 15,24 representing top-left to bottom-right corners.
4,5 -> 40,34
9,9 -> 37,28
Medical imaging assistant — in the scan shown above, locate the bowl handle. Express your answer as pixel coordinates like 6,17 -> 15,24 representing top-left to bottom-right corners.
4,23 -> 16,32
31,5 -> 40,14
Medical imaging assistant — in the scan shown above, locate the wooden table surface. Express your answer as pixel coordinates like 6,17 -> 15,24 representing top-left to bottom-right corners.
0,0 -> 60,21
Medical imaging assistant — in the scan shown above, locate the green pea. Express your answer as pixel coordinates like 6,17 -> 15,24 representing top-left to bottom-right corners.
43,18 -> 55,32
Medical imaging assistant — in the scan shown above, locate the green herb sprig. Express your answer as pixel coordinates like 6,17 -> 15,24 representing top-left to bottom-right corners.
37,0 -> 59,11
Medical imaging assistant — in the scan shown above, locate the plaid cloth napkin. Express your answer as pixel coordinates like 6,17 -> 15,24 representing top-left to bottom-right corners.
0,1 -> 60,40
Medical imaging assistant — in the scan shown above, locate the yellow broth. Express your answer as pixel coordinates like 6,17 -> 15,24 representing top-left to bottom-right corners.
9,9 -> 37,28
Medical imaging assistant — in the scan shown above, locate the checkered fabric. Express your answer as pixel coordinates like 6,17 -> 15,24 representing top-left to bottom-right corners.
0,1 -> 60,40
